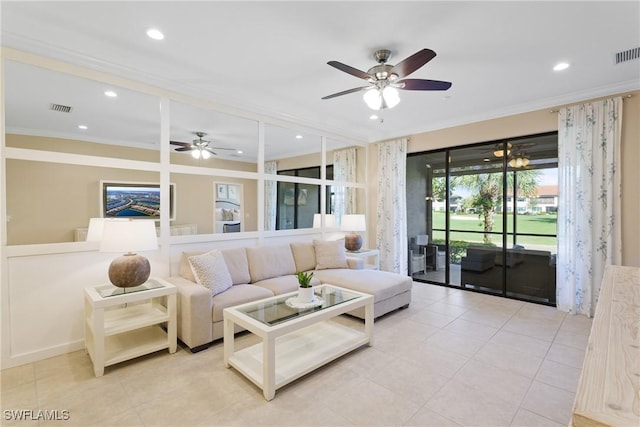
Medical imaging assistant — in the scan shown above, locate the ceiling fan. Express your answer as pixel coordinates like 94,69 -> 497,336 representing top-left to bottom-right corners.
170,132 -> 237,159
321,48 -> 452,110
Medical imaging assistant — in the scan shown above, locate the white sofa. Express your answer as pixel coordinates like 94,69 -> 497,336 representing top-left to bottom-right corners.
166,241 -> 413,351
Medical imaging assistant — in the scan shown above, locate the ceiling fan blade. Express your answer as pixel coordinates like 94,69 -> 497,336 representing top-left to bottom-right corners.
208,146 -> 236,151
321,86 -> 371,100
397,78 -> 452,91
204,148 -> 218,156
327,61 -> 371,80
170,140 -> 191,147
390,48 -> 436,78
175,146 -> 194,152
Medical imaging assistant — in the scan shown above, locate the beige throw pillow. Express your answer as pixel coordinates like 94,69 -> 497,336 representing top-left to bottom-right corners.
188,250 -> 233,296
314,239 -> 348,270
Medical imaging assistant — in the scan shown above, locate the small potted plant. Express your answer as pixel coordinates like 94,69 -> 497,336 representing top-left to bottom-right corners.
296,271 -> 315,303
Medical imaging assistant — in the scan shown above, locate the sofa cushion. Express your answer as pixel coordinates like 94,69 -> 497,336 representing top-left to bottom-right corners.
179,251 -> 205,282
221,247 -> 251,285
252,275 -> 299,296
246,244 -> 297,283
290,242 -> 317,272
211,284 -> 274,323
314,239 -> 348,270
252,274 -> 322,296
188,250 -> 233,296
313,269 -> 412,302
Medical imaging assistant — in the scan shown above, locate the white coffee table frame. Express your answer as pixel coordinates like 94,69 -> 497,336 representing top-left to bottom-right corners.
223,284 -> 374,400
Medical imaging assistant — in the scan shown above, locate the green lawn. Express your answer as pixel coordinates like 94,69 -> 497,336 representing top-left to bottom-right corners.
431,211 -> 557,248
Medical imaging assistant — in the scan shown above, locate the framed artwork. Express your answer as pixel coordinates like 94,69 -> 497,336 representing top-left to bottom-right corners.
227,184 -> 238,201
100,181 -> 175,221
216,183 -> 228,200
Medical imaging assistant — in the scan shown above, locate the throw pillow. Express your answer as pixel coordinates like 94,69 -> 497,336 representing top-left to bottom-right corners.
222,209 -> 234,221
188,250 -> 233,296
313,239 -> 348,270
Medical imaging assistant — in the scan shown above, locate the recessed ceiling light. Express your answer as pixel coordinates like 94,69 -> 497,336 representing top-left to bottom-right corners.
78,125 -> 88,130
369,114 -> 378,120
104,90 -> 117,98
553,62 -> 570,71
236,150 -> 243,154
295,134 -> 303,139
146,28 -> 164,40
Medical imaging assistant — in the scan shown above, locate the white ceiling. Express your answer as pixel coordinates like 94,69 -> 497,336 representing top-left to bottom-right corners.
2,1 -> 639,146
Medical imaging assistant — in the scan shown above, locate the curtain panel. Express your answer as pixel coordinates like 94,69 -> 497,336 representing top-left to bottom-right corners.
556,97 -> 622,316
376,139 -> 408,274
333,147 -> 357,224
264,161 -> 278,231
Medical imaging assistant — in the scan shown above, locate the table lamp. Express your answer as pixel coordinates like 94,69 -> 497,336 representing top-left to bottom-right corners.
97,219 -> 158,288
341,214 -> 366,251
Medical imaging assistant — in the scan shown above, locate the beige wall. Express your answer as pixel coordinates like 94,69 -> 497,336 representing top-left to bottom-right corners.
6,159 -> 159,244
5,134 -> 259,244
368,91 -> 640,267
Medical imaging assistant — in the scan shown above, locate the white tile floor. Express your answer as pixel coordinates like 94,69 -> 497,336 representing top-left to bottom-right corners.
1,283 -> 592,426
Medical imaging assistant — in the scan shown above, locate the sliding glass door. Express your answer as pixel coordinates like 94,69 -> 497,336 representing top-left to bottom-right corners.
407,133 -> 558,305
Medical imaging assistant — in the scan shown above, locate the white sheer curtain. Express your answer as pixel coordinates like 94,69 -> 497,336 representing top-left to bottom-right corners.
557,97 -> 622,316
264,161 -> 278,231
333,147 -> 357,224
376,139 -> 408,274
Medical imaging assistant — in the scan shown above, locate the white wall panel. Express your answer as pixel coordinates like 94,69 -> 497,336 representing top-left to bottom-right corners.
4,250 -> 167,368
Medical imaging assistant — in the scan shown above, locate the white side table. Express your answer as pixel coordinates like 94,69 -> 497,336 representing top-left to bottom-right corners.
84,277 -> 177,377
346,248 -> 380,270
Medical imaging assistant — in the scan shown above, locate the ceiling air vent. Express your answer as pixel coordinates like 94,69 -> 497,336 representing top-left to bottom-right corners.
615,47 -> 640,64
49,103 -> 73,113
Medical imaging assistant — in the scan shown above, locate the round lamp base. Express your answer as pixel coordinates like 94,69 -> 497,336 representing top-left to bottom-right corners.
344,233 -> 363,252
108,254 -> 151,288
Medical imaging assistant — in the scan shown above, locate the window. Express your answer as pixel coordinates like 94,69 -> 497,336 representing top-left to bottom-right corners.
407,132 -> 558,305
275,166 -> 333,229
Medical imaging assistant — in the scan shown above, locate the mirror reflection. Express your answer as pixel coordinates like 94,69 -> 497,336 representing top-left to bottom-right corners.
214,181 -> 243,233
3,60 -> 368,243
264,180 -> 321,230
4,60 -> 161,162
5,160 -> 160,245
170,101 -> 258,170
264,125 -> 322,172
171,173 -> 257,235
4,61 -> 164,244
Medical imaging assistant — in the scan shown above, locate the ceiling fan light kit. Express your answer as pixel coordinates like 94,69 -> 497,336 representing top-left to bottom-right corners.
493,142 -> 513,158
170,131 -> 237,159
363,86 -> 400,110
322,48 -> 452,110
509,153 -> 530,168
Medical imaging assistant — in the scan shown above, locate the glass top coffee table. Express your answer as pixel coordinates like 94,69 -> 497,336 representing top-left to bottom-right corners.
223,284 -> 374,400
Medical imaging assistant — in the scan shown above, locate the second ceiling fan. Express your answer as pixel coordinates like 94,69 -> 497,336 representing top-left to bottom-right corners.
322,48 -> 452,110
170,132 -> 237,159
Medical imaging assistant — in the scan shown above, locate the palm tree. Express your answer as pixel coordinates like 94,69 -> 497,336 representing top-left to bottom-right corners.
452,169 -> 539,244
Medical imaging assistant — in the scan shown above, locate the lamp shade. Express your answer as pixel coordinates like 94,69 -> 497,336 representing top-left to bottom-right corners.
97,219 -> 158,288
100,219 -> 158,253
341,214 -> 366,232
416,235 -> 429,245
86,218 -> 106,242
